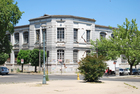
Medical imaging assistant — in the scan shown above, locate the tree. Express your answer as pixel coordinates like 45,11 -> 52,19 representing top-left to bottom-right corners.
17,50 -> 31,72
0,0 -> 24,54
0,53 -> 9,65
30,49 -> 47,72
78,55 -> 107,82
91,18 -> 140,75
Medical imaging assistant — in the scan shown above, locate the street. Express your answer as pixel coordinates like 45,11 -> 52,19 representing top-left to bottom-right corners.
0,73 -> 140,84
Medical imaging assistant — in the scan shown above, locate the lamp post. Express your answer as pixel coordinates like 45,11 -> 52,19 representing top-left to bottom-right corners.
41,24 -> 46,84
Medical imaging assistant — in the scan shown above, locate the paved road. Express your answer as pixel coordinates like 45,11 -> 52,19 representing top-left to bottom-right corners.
0,73 -> 140,84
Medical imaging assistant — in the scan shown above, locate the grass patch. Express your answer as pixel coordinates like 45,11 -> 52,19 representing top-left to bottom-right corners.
124,82 -> 138,89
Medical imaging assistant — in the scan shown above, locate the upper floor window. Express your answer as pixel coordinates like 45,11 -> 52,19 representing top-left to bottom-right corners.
111,34 -> 114,38
86,30 -> 90,42
86,50 -> 91,56
36,30 -> 40,42
23,32 -> 28,43
73,50 -> 78,63
74,29 -> 78,42
57,28 -> 64,42
57,50 -> 64,63
7,34 -> 11,42
100,32 -> 106,39
15,33 -> 19,44
42,29 -> 46,42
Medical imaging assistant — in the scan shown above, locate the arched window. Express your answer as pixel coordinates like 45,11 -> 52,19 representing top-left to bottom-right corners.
15,33 -> 19,44
57,50 -> 64,63
23,32 -> 28,43
86,50 -> 91,56
111,34 -> 114,38
100,32 -> 106,39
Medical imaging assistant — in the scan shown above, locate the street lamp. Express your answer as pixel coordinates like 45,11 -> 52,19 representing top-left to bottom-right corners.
41,24 -> 46,84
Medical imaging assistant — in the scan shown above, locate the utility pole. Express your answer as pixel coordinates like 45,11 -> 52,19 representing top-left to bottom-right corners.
39,30 -> 41,72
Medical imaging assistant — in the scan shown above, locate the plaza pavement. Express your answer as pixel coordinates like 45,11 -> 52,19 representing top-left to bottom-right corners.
0,77 -> 140,94
1,73 -> 140,94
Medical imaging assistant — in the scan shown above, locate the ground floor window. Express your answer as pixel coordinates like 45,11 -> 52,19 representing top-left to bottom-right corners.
73,50 -> 78,63
121,54 -> 127,63
57,50 -> 64,63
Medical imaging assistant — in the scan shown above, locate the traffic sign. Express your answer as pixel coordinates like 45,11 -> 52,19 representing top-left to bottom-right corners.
21,59 -> 24,64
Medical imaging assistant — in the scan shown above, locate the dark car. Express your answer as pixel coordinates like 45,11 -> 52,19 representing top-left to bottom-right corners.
132,69 -> 138,75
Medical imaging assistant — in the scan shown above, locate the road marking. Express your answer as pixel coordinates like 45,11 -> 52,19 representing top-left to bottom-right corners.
0,75 -> 18,78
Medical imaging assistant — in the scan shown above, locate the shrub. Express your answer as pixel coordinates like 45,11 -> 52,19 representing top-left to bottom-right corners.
78,55 -> 107,82
45,75 -> 49,81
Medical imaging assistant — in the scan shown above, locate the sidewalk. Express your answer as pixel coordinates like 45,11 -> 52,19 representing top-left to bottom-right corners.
0,80 -> 140,94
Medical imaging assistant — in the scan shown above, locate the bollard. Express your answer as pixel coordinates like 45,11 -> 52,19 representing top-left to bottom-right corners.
77,73 -> 80,80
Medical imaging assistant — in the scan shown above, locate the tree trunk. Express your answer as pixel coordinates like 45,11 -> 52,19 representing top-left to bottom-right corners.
135,65 -> 137,69
130,64 -> 133,75
21,64 -> 23,72
35,66 -> 37,73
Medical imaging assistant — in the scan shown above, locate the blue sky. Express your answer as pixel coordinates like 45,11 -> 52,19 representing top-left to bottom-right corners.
15,0 -> 140,30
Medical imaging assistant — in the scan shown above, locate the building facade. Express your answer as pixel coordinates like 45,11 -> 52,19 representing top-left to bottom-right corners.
5,14 -> 133,73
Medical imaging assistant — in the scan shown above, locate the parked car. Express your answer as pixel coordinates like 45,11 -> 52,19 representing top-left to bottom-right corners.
119,68 -> 124,75
138,69 -> 140,75
132,69 -> 138,75
0,66 -> 9,74
123,68 -> 130,75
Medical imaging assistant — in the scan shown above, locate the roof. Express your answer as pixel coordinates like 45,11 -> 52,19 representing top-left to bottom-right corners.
95,24 -> 118,29
14,25 -> 29,29
29,14 -> 96,22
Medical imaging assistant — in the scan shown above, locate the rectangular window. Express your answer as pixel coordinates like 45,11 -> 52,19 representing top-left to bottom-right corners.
73,50 -> 78,63
74,29 -> 78,42
36,30 -> 40,42
42,29 -> 46,42
86,30 -> 90,42
23,32 -> 28,43
57,50 -> 64,63
57,28 -> 64,42
15,33 -> 19,44
15,52 -> 18,63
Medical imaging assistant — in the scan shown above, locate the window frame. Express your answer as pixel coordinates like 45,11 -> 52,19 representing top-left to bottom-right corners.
57,50 -> 64,63
36,30 -> 40,42
73,50 -> 78,63
100,32 -> 106,40
74,29 -> 78,42
57,28 -> 64,42
15,33 -> 19,44
86,30 -> 90,42
23,32 -> 29,44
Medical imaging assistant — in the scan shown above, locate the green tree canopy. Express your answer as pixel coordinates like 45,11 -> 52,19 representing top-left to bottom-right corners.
0,53 -> 9,65
0,0 -> 24,54
91,18 -> 140,75
30,49 -> 47,72
17,50 -> 30,72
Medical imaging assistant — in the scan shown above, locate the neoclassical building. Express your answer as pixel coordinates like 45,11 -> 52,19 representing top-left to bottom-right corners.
5,14 -> 131,72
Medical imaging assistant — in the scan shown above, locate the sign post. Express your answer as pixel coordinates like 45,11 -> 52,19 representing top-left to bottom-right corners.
21,59 -> 24,72
58,59 -> 62,75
